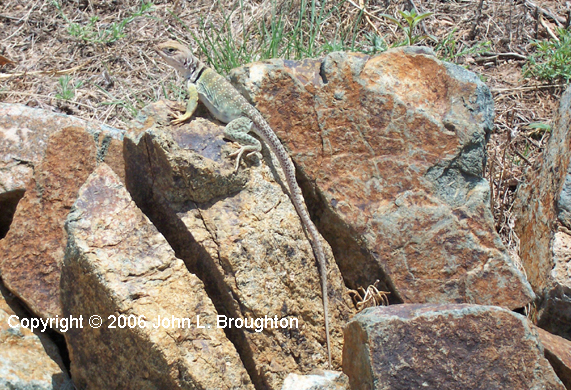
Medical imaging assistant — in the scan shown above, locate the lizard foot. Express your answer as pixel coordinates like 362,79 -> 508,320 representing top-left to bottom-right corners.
169,110 -> 192,125
223,117 -> 261,172
229,147 -> 260,172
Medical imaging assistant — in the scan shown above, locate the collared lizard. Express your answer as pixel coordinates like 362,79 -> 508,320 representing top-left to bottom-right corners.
155,41 -> 332,368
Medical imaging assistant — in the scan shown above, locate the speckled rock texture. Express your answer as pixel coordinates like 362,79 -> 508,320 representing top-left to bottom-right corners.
343,304 -> 565,390
124,101 -> 353,389
514,85 -> 571,339
0,103 -> 123,238
0,284 -> 71,390
62,163 -> 253,389
229,47 -> 533,309
536,325 -> 571,388
1,47 -> 552,389
0,103 -> 124,320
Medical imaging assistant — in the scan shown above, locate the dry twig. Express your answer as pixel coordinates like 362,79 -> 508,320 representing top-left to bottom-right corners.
524,0 -> 566,25
348,280 -> 390,311
0,60 -> 93,80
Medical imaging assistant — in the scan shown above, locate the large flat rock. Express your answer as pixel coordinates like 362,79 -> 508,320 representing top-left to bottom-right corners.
124,101 -> 353,389
62,163 -> 253,389
229,48 -> 533,309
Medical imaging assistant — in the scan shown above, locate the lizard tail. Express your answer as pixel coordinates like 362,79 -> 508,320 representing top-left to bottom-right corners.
244,106 -> 333,369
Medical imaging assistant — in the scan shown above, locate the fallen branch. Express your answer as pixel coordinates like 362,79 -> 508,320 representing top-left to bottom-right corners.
469,0 -> 485,40
525,0 -> 566,25
474,52 -> 528,63
491,83 -> 567,93
0,90 -> 96,110
0,59 -> 92,80
539,13 -> 559,41
357,0 -> 381,36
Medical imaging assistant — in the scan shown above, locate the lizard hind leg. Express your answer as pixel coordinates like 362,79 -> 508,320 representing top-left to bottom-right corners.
224,117 -> 262,172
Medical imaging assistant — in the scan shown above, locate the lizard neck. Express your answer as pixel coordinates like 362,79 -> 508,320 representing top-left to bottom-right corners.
187,59 -> 207,83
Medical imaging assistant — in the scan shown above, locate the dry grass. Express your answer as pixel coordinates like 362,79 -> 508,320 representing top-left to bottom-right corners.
1,0 -> 569,254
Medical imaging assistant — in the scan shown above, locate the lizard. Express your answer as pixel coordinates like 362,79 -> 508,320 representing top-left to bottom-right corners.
155,40 -> 332,368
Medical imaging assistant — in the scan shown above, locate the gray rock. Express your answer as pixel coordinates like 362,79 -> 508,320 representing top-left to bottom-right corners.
343,304 -> 565,390
535,326 -> 571,388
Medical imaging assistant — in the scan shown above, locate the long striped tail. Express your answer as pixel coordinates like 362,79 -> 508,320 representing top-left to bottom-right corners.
245,106 -> 332,368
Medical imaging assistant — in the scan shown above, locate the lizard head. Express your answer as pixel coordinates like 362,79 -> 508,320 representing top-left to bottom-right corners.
155,41 -> 205,82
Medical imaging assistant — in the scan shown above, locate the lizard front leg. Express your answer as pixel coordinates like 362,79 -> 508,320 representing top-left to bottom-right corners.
223,117 -> 262,172
171,82 -> 199,125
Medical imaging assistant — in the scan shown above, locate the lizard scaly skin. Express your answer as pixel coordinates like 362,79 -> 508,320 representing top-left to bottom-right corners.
155,41 -> 332,368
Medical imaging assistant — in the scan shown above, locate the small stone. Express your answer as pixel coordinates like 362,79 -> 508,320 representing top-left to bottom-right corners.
281,370 -> 349,390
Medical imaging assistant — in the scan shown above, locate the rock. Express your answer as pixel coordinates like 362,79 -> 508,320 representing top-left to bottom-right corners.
0,283 -> 71,389
543,230 -> 571,338
229,48 -> 533,309
0,103 -> 124,236
514,85 -> 571,338
0,103 -> 66,238
0,104 -> 124,320
61,163 -> 253,389
281,370 -> 349,390
124,101 -> 353,389
343,304 -> 565,390
536,326 -> 571,389
127,100 -> 249,205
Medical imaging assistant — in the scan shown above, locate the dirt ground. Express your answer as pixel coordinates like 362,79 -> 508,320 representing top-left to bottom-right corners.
1,0 -> 569,254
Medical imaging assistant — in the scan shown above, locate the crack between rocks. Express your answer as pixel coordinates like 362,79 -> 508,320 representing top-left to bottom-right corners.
125,157 -> 270,389
0,188 -> 25,239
